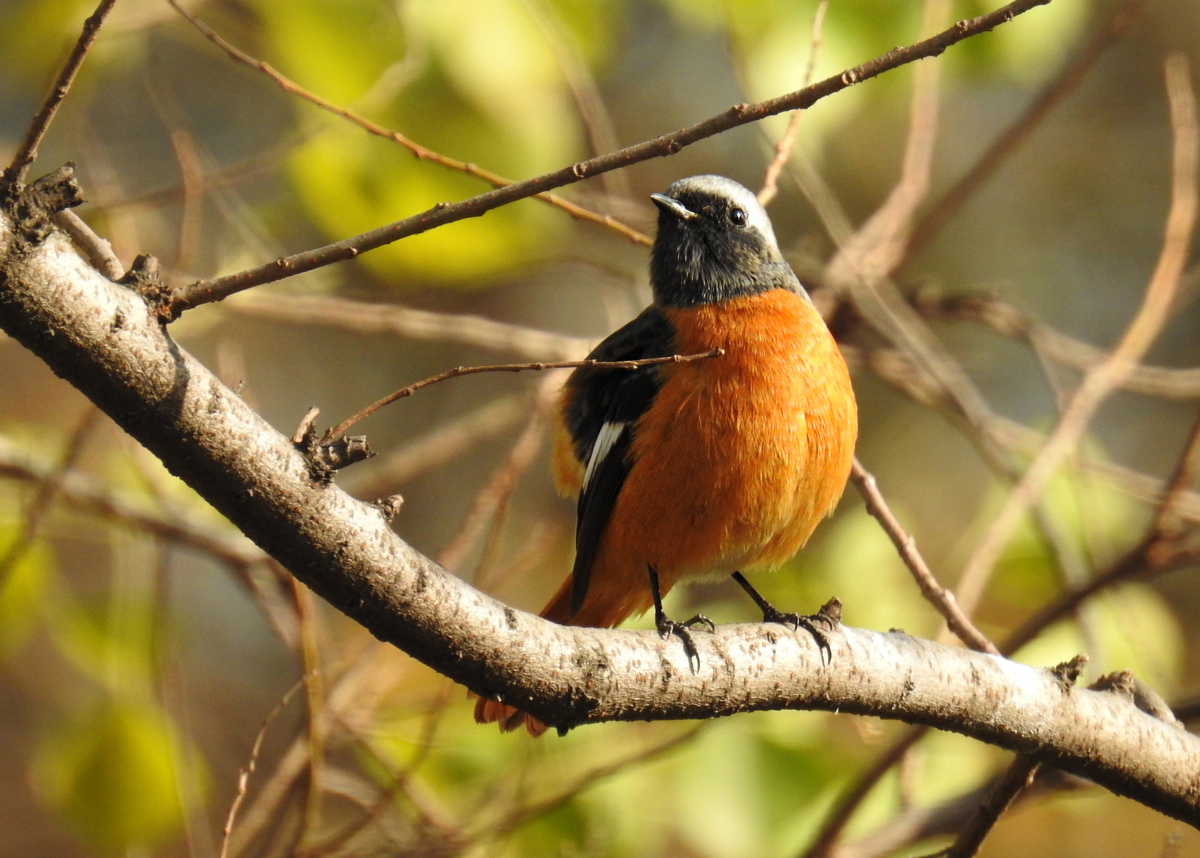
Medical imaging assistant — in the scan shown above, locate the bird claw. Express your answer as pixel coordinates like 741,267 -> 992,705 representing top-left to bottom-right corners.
762,598 -> 842,666
656,612 -> 714,673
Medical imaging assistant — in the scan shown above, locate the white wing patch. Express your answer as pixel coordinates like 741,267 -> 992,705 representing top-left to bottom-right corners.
582,420 -> 627,493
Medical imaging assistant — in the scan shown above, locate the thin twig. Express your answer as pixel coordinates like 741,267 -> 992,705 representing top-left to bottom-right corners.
343,394 -> 531,499
910,286 -> 1200,400
0,408 -> 101,581
952,53 -> 1198,621
52,209 -> 125,279
1150,405 -> 1200,539
850,459 -> 999,654
760,113 -> 806,208
828,0 -> 947,290
307,711 -> 460,856
858,345 -> 1200,523
759,0 -> 829,205
801,727 -> 929,858
220,678 -> 307,858
76,133 -> 144,265
1,0 -> 119,191
832,768 -> 1086,858
1001,533 -> 1200,657
473,376 -> 562,587
904,0 -> 1147,265
0,435 -> 264,568
228,641 -> 450,856
521,0 -> 629,201
167,0 -> 1055,316
475,724 -> 708,843
438,374 -> 560,575
819,0 -> 1019,474
168,129 -> 205,275
934,756 -> 1041,858
228,293 -> 591,363
165,0 -> 651,248
323,349 -> 723,442
292,582 -> 327,850
806,600 -> 1152,858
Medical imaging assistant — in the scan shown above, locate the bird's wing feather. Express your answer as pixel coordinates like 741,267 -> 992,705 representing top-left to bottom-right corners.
561,306 -> 674,615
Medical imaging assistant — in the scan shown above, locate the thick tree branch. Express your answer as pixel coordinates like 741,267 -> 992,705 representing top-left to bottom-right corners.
1,177 -> 1198,827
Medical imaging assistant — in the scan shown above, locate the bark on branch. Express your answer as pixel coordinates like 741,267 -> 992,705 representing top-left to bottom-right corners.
1,184 -> 1198,827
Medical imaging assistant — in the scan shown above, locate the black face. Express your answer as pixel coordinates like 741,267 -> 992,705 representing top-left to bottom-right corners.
648,175 -> 802,308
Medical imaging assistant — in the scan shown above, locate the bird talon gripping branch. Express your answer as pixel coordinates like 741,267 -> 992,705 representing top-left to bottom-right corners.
474,176 -> 858,734
655,616 -> 702,673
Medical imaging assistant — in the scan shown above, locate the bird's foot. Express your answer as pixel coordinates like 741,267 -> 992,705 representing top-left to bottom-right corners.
762,598 -> 842,665
655,611 -> 715,673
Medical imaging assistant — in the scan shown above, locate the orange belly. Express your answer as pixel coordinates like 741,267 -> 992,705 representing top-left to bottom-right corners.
547,289 -> 857,628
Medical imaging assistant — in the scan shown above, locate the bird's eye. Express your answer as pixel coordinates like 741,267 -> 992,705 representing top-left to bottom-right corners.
728,206 -> 748,227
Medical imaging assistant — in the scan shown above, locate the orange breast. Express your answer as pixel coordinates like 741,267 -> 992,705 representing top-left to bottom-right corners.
547,289 -> 857,629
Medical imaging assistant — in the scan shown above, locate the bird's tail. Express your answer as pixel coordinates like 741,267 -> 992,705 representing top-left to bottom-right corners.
471,695 -> 549,736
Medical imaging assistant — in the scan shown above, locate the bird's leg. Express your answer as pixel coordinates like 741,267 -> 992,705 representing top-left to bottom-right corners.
731,572 -> 841,664
647,565 -> 714,672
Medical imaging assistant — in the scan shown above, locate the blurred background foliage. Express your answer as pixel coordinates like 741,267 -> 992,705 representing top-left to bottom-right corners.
1,0 -> 1199,855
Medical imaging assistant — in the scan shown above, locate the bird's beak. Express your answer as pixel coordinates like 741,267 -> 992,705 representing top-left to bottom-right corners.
650,193 -> 697,220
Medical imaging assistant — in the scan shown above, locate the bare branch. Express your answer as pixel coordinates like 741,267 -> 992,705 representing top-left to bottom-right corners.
1,0 -> 119,191
437,375 -> 559,576
1000,534 -> 1200,657
0,433 -> 263,568
165,0 -> 651,249
220,679 -> 307,858
476,724 -> 706,843
166,0 -> 1055,316
904,0 -> 1147,265
0,407 -> 100,580
856,344 -> 1200,524
937,756 -> 1041,858
521,0 -> 630,202
953,53 -> 1198,619
818,0 -> 1010,474
52,209 -> 125,279
801,728 -> 928,858
323,349 -> 722,441
910,287 -> 1200,400
850,459 -> 999,655
1151,405 -> 1200,538
343,395 -> 531,499
758,0 -> 830,206
227,293 -> 591,362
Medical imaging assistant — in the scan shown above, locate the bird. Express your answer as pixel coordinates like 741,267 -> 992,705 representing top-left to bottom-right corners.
474,175 -> 858,735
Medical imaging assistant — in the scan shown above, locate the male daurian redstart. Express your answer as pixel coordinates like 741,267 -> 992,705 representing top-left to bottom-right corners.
475,175 -> 858,735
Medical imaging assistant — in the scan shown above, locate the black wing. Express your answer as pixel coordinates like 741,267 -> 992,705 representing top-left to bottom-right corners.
562,306 -> 675,616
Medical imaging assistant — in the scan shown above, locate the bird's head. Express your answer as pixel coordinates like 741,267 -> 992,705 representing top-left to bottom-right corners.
649,175 -> 803,308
